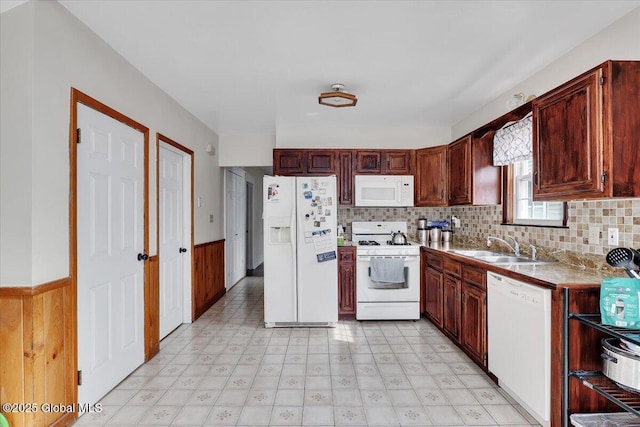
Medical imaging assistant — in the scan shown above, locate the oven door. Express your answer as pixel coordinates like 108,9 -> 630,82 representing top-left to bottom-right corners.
356,255 -> 420,303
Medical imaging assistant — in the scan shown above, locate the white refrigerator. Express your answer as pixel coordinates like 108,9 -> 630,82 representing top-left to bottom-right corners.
263,175 -> 338,327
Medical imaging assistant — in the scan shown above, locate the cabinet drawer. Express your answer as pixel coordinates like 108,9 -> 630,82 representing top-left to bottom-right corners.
338,247 -> 355,262
427,253 -> 443,271
443,257 -> 461,278
463,265 -> 485,289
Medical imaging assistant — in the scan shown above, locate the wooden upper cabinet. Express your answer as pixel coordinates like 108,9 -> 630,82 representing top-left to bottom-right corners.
306,150 -> 336,175
532,60 -> 640,200
447,136 -> 472,205
273,149 -> 305,175
385,150 -> 414,174
273,149 -> 336,176
337,150 -> 354,205
415,145 -> 447,206
355,150 -> 382,174
355,149 -> 413,175
447,133 -> 501,206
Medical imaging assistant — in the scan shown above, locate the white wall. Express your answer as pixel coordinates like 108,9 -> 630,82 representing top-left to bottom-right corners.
0,1 -> 223,286
452,7 -> 640,139
219,133 -> 275,167
276,126 -> 451,149
0,3 -> 34,285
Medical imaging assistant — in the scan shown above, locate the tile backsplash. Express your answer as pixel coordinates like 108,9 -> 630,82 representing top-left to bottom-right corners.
338,198 -> 640,271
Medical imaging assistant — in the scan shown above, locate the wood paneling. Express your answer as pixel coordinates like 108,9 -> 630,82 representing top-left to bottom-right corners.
0,278 -> 75,427
145,255 -> 160,361
193,240 -> 226,320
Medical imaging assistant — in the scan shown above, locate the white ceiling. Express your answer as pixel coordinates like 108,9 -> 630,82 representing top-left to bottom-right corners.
27,1 -> 640,134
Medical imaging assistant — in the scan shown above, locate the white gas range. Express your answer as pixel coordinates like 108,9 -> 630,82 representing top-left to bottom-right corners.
351,221 -> 421,320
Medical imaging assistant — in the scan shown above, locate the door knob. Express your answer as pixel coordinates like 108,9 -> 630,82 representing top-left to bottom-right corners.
137,253 -> 149,261
179,247 -> 187,253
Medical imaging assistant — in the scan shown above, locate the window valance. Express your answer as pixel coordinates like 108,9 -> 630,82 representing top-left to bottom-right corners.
493,112 -> 532,166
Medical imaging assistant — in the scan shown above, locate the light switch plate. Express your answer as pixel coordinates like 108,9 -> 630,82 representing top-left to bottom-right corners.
588,226 -> 600,245
607,227 -> 619,246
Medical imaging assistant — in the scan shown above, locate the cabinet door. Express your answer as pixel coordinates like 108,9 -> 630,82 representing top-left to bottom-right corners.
307,150 -> 336,175
415,146 -> 447,206
533,68 -> 605,200
425,267 -> 444,328
461,282 -> 487,367
273,149 -> 305,175
338,247 -> 356,316
337,150 -> 354,205
443,275 -> 461,342
384,150 -> 414,174
355,150 -> 382,174
447,136 -> 472,205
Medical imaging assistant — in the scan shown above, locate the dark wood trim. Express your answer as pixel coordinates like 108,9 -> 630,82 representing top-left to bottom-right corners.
69,88 -> 150,419
193,240 -> 226,320
0,277 -> 71,296
144,255 -> 160,360
194,239 -> 226,248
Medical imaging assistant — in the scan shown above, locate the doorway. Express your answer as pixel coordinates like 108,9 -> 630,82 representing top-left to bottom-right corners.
245,181 -> 254,274
158,136 -> 193,340
225,168 -> 246,288
75,101 -> 146,406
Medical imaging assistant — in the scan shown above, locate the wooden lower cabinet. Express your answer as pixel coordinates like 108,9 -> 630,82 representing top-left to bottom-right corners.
443,275 -> 461,343
338,246 -> 356,318
461,282 -> 487,367
422,250 -> 487,369
424,267 -> 444,328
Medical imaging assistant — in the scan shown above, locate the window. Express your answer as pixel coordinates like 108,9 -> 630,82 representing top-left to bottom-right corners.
506,158 -> 566,226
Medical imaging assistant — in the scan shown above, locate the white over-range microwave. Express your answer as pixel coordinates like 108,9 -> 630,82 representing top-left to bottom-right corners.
354,175 -> 414,207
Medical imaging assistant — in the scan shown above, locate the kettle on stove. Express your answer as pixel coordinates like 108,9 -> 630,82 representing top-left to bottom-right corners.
390,230 -> 408,245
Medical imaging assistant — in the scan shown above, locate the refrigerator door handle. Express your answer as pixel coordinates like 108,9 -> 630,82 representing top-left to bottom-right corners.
290,195 -> 298,318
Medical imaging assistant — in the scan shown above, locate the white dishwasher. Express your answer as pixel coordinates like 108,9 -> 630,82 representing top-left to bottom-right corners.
487,272 -> 551,427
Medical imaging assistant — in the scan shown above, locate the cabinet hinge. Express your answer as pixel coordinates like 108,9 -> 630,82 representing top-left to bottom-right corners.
601,173 -> 607,183
600,75 -> 605,86
76,128 -> 81,144
483,353 -> 488,363
78,370 -> 82,385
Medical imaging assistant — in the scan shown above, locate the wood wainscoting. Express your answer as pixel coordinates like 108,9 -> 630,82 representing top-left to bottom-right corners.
193,240 -> 225,320
0,278 -> 75,427
144,255 -> 160,361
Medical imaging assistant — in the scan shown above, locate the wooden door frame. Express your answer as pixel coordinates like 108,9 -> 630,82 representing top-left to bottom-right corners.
69,88 -> 150,406
156,133 -> 195,334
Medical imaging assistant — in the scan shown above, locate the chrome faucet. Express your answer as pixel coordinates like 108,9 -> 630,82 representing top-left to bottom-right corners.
529,244 -> 538,261
486,235 -> 521,256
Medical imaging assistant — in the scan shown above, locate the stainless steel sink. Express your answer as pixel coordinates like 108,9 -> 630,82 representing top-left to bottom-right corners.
449,250 -> 553,265
449,250 -> 504,257
472,255 -> 549,264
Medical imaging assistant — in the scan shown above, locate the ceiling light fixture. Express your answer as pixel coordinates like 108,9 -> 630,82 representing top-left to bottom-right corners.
318,83 -> 357,108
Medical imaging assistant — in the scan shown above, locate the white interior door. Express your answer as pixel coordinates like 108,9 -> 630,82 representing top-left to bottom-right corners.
225,169 -> 246,288
77,103 -> 145,406
159,145 -> 184,339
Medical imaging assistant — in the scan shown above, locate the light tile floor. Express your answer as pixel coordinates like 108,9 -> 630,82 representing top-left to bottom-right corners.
77,276 -> 542,426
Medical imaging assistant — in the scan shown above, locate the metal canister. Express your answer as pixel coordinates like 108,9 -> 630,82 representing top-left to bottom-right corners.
418,228 -> 428,244
417,218 -> 427,229
429,227 -> 441,242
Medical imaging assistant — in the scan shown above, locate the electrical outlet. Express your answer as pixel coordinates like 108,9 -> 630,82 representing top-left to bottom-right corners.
588,226 -> 600,245
607,227 -> 619,246
209,214 -> 214,223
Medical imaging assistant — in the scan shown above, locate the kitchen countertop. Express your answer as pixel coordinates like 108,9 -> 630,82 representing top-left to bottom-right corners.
419,241 -> 627,290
